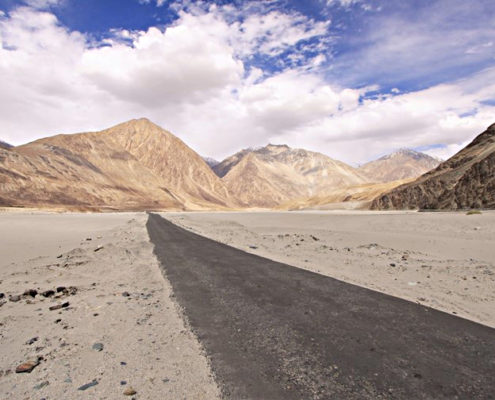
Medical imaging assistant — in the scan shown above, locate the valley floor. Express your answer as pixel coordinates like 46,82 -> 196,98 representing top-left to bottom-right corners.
0,209 -> 494,398
165,210 -> 495,328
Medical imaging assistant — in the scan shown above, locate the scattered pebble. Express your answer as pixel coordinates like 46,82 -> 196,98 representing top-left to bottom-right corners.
122,292 -> 131,297
15,359 -> 40,373
94,246 -> 104,252
23,289 -> 38,298
248,245 -> 258,249
49,301 -> 69,311
41,290 -> 55,298
78,379 -> 98,391
26,337 -> 39,345
9,295 -> 21,302
390,263 -> 396,267
123,387 -> 137,396
92,342 -> 104,352
33,381 -> 49,390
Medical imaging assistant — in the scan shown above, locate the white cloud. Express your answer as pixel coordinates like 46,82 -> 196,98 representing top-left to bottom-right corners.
0,3 -> 494,166
23,0 -> 62,9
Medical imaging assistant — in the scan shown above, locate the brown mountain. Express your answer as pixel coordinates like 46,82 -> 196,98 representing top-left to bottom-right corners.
359,149 -> 440,183
0,118 -> 236,210
371,123 -> 495,210
218,144 -> 369,207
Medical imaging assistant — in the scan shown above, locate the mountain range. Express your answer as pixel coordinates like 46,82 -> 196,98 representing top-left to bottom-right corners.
1,118 -> 491,211
372,123 -> 495,210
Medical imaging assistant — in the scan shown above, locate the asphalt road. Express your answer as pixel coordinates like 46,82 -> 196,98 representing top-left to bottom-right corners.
147,213 -> 495,400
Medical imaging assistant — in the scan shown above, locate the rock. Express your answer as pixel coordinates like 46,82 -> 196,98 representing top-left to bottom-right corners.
55,318 -> 62,323
33,381 -> 49,390
49,302 -> 69,311
123,387 -> 137,396
310,235 -> 320,241
92,343 -> 104,352
26,337 -> 39,345
78,380 -> 98,391
15,359 -> 40,373
94,246 -> 104,252
56,286 -> 66,293
41,290 -> 55,298
23,289 -> 38,298
401,254 -> 409,261
56,254 -> 63,259
248,245 -> 258,249
0,293 -> 4,299
9,295 -> 21,302
68,286 -> 77,295
122,292 -> 131,297
390,263 -> 396,267
120,380 -> 127,385
86,238 -> 92,241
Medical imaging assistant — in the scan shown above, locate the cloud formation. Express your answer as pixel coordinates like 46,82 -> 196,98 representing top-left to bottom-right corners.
0,1 -> 494,164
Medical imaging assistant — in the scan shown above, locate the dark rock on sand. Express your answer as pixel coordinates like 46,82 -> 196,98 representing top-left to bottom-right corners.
26,337 -> 39,345
92,343 -> 104,352
78,379 -> 98,391
33,381 -> 49,390
49,302 -> 69,311
41,290 -> 55,297
23,289 -> 38,298
9,295 -> 21,302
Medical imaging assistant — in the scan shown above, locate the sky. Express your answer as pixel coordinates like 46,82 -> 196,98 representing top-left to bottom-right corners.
0,0 -> 494,164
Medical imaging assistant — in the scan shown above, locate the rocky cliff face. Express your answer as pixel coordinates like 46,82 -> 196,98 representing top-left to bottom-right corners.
359,149 -> 440,183
371,124 -> 495,210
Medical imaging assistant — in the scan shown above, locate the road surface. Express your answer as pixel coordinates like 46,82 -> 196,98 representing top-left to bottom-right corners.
147,213 -> 495,399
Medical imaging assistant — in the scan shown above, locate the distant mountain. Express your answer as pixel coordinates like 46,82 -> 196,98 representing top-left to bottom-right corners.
359,149 -> 440,183
372,123 -> 495,210
0,140 -> 13,150
218,144 -> 369,207
0,119 -> 237,210
203,156 -> 220,169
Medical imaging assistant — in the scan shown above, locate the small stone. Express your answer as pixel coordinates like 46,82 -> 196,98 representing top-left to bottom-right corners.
23,289 -> 38,298
78,379 -> 98,391
120,361 -> 127,365
56,286 -> 66,293
64,377 -> 72,383
15,359 -> 40,373
92,343 -> 104,352
68,286 -> 77,295
0,293 -> 5,299
86,238 -> 92,241
389,263 -> 396,267
9,295 -> 21,302
26,337 -> 39,345
123,387 -> 137,396
56,254 -> 63,259
41,290 -> 55,298
122,292 -> 131,297
162,378 -> 170,383
120,380 -> 127,385
248,245 -> 258,249
55,318 -> 62,323
49,301 -> 69,311
33,381 -> 49,390
94,246 -> 104,252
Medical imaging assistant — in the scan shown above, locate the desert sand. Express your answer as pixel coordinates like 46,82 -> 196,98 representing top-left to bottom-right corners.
165,210 -> 495,328
1,209 -> 494,398
0,211 -> 219,399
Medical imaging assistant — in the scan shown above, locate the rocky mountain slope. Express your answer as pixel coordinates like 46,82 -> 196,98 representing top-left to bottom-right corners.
372,123 -> 495,210
218,144 -> 369,207
0,119 -> 236,210
359,149 -> 440,182
0,140 -> 13,150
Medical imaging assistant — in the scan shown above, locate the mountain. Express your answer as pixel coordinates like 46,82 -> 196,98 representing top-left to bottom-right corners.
0,118 -> 236,210
0,140 -> 13,150
218,144 -> 369,207
371,123 -> 495,210
203,157 -> 220,169
359,149 -> 440,183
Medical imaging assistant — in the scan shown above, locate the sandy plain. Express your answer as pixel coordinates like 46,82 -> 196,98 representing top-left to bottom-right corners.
1,209 -> 494,399
0,211 -> 219,399
165,210 -> 495,328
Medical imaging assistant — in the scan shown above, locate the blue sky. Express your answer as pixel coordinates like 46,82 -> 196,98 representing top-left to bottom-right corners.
0,0 -> 494,163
